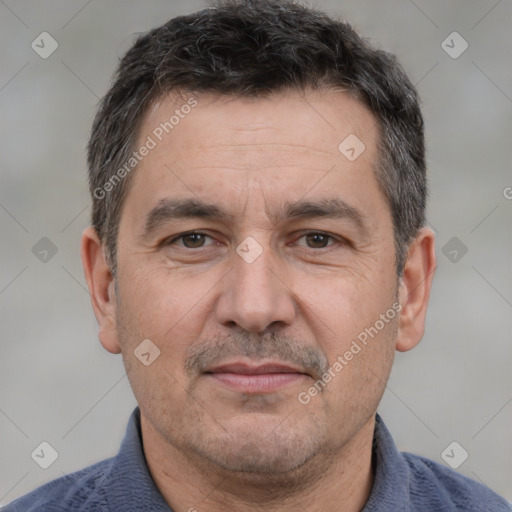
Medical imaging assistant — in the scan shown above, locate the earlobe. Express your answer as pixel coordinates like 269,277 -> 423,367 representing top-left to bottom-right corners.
395,227 -> 436,352
80,226 -> 122,354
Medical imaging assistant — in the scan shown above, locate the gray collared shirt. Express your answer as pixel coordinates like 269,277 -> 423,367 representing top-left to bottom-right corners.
2,408 -> 510,511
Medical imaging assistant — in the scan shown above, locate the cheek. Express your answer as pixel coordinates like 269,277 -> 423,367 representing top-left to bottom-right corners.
293,267 -> 398,407
294,267 -> 396,348
114,270 -> 203,419
298,313 -> 397,428
116,264 -> 204,338
114,264 -> 222,391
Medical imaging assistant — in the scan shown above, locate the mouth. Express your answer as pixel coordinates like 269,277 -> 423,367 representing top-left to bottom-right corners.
203,361 -> 310,393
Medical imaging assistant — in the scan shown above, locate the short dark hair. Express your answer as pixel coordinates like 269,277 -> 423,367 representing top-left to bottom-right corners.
87,0 -> 426,276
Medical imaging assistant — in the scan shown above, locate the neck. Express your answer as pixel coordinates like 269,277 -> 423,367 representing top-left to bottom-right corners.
140,414 -> 376,512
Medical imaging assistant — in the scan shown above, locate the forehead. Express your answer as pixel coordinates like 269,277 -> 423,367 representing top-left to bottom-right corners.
121,88 -> 385,228
142,89 -> 378,164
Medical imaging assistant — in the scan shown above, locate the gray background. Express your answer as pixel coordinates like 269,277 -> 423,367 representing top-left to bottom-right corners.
1,0 -> 511,505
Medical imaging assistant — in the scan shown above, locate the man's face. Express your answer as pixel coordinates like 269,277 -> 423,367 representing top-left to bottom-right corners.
112,89 -> 399,474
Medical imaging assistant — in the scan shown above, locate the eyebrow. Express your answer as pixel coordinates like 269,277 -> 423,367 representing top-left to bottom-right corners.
142,198 -> 236,236
141,197 -> 369,237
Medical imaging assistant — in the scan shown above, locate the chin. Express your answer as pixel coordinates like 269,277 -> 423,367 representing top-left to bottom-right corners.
182,413 -> 328,476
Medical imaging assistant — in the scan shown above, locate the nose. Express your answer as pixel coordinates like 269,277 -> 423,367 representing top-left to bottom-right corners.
215,244 -> 296,332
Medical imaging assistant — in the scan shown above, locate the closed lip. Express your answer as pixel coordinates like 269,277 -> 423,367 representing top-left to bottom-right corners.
204,361 -> 307,376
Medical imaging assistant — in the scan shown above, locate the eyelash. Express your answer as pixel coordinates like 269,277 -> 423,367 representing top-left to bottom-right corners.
165,230 -> 344,250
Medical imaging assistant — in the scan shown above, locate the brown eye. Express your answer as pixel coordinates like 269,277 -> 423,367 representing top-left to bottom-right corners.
304,233 -> 333,248
181,233 -> 207,248
167,232 -> 213,249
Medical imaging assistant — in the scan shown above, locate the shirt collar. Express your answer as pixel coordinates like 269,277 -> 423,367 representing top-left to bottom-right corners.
108,408 -> 410,511
104,408 -> 172,511
363,413 -> 411,511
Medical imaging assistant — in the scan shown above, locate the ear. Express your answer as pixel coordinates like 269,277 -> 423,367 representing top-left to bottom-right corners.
80,226 -> 121,354
396,227 -> 436,352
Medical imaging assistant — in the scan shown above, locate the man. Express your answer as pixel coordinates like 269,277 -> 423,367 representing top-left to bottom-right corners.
3,0 -> 510,510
